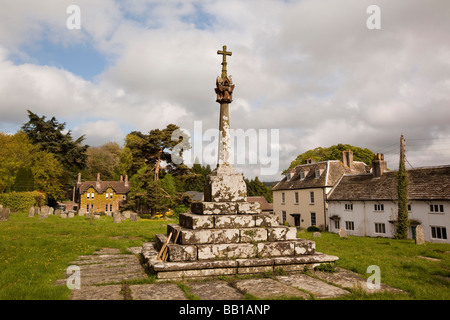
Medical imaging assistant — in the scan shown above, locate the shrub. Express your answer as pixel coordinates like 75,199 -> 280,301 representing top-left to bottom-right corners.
0,191 -> 46,212
307,225 -> 320,232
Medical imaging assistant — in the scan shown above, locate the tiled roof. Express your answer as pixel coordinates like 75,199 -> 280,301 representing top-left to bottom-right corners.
328,165 -> 450,201
272,160 -> 368,191
78,181 -> 130,195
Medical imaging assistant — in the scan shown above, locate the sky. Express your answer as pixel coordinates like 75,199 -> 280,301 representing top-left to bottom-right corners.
0,0 -> 449,181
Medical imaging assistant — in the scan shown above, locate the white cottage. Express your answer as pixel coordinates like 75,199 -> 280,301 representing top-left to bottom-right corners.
327,155 -> 450,243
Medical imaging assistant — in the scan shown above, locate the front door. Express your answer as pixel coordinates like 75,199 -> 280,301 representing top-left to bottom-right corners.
411,226 -> 417,240
294,215 -> 300,228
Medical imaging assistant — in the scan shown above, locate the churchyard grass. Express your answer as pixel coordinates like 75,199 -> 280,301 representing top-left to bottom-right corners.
0,212 -> 174,300
301,231 -> 450,300
1,213 -> 449,300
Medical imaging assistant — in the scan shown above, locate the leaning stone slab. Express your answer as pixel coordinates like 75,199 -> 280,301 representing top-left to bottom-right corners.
156,267 -> 237,280
415,225 -> 425,245
276,274 -> 350,299
151,259 -> 238,272
28,207 -> 35,217
179,212 -> 214,229
274,253 -> 339,266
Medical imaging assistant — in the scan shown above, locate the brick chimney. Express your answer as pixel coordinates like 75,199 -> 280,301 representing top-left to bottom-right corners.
124,174 -> 129,187
340,150 -> 354,168
372,153 -> 387,177
120,175 -> 123,182
96,173 -> 101,189
306,158 -> 316,164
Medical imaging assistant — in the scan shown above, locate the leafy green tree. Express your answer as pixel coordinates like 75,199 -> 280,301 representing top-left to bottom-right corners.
84,142 -> 122,180
287,144 -> 374,171
12,167 -> 34,192
0,131 -> 64,200
125,124 -> 190,181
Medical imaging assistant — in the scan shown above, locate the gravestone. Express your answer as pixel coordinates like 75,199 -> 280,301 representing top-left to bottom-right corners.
130,212 -> 138,222
68,212 -> 75,218
28,207 -> 35,217
48,207 -> 54,215
54,209 -> 62,215
313,232 -> 321,237
122,211 -> 132,219
415,225 -> 425,245
143,46 -> 339,280
338,227 -> 348,238
113,212 -> 122,223
78,208 -> 86,216
0,208 -> 10,221
39,206 -> 49,219
61,213 -> 68,218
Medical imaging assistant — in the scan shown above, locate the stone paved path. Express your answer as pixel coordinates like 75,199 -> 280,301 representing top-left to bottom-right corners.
56,247 -> 405,300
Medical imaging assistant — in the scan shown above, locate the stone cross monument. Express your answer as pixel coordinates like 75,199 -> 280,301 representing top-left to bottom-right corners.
203,45 -> 248,204
143,46 -> 339,280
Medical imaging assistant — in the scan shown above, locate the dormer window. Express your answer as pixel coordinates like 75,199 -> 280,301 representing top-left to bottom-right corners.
315,167 -> 320,179
300,169 -> 305,180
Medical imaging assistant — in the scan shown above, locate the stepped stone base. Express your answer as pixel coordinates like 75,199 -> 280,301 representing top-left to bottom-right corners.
143,198 -> 339,280
142,242 -> 338,280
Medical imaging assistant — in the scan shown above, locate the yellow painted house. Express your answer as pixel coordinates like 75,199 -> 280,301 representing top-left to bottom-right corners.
76,173 -> 130,214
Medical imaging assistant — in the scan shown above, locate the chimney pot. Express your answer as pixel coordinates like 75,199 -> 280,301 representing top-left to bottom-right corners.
124,174 -> 129,187
372,153 -> 387,177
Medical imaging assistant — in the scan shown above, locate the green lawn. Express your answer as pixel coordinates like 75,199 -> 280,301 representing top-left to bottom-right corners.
1,213 -> 449,300
301,231 -> 450,300
0,212 -> 174,300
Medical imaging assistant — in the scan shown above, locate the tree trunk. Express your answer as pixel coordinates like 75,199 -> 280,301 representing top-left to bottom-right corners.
154,149 -> 162,181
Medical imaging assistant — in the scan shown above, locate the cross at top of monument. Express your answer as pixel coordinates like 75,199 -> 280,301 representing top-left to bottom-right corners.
217,45 -> 232,79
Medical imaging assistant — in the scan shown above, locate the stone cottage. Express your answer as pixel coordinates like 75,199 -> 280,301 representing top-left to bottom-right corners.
272,151 -> 368,230
327,156 -> 450,244
75,173 -> 130,214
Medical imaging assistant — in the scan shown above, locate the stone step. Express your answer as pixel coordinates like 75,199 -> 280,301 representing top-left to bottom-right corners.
190,201 -> 261,215
179,212 -> 279,230
166,224 -> 296,245
153,237 -> 315,262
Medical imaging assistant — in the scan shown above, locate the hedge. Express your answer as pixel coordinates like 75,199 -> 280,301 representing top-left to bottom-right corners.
0,191 -> 46,213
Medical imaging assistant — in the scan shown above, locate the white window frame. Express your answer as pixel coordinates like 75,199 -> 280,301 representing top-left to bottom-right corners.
375,223 -> 386,234
281,192 -> 285,204
294,192 -> 299,204
431,226 -> 447,240
374,204 -> 384,212
429,204 -> 444,213
345,221 -> 354,231
282,211 -> 287,224
310,212 -> 316,226
345,203 -> 353,211
310,191 -> 315,204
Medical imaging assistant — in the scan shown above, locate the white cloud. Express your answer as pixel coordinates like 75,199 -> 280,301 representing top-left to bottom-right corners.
0,0 -> 449,180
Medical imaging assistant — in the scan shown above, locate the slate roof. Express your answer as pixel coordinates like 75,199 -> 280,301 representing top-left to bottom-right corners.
247,196 -> 273,211
78,180 -> 130,195
272,160 -> 369,191
327,165 -> 450,201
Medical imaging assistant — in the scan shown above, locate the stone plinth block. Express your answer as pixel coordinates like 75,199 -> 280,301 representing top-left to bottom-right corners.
267,227 -> 297,241
215,214 -> 255,229
191,202 -> 237,215
255,214 -> 279,227
204,165 -> 247,202
197,243 -> 256,260
167,244 -> 197,262
237,202 -> 261,214
179,212 -> 214,229
179,228 -> 240,245
240,228 -> 268,243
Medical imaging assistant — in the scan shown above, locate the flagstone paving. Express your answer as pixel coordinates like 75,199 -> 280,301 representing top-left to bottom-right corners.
56,247 -> 405,300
